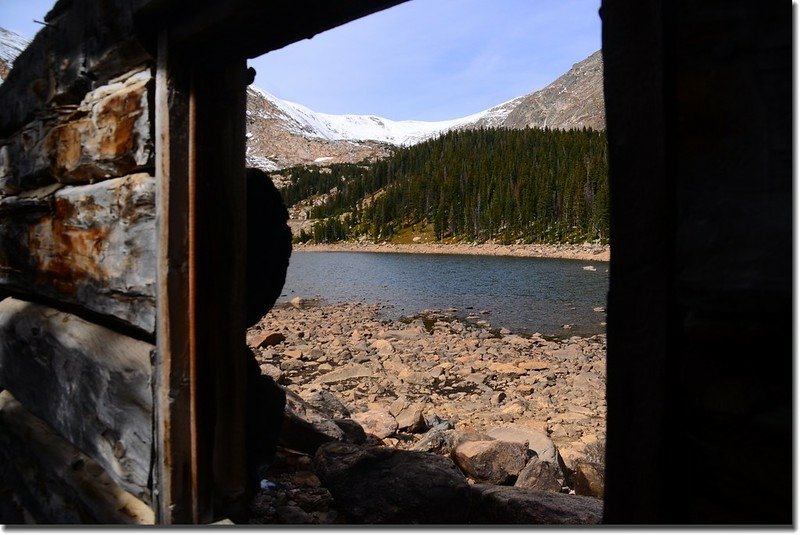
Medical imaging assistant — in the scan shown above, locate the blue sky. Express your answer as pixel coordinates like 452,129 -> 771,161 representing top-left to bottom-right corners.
1,0 -> 601,121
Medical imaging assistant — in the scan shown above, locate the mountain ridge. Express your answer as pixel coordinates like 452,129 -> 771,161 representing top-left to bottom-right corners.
245,49 -> 604,170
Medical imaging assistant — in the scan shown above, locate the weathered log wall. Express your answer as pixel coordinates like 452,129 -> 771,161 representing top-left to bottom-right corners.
0,173 -> 156,333
0,0 -> 158,524
0,391 -> 154,524
0,298 -> 154,501
0,67 -> 153,193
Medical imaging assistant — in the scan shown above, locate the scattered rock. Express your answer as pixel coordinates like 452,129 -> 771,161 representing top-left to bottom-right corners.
487,426 -> 563,469
411,428 -> 458,455
573,462 -> 604,498
316,364 -> 373,384
250,332 -> 287,348
451,440 -> 529,485
395,405 -> 427,433
249,301 -> 607,523
352,408 -> 398,439
515,457 -> 564,492
301,390 -> 351,419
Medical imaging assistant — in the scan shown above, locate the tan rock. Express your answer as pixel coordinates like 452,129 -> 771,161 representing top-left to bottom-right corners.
487,425 -> 562,469
488,362 -> 525,375
451,440 -> 529,485
371,339 -> 395,355
317,364 -> 373,384
395,405 -> 426,433
518,359 -> 550,371
283,348 -> 303,360
352,408 -> 398,439
574,462 -> 605,498
250,332 -> 286,348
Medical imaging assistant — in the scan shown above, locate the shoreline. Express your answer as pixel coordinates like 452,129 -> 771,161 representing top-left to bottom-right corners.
292,241 -> 610,262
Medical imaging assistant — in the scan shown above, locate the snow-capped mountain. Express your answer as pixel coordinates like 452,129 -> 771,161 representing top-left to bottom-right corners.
250,85 -> 527,147
246,50 -> 604,171
0,27 -> 31,84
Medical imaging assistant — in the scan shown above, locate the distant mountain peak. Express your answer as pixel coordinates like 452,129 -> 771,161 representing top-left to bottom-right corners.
502,50 -> 604,130
245,50 -> 604,171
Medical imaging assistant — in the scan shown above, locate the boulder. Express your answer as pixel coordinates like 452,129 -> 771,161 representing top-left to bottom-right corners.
451,440 -> 529,485
370,339 -> 395,355
573,462 -> 605,498
395,405 -> 427,433
280,390 -> 345,454
333,419 -> 368,445
301,390 -> 351,419
314,442 -> 470,524
469,484 -> 603,524
250,332 -> 286,348
514,457 -> 564,492
487,425 -> 563,468
352,408 -> 398,439
411,428 -> 458,455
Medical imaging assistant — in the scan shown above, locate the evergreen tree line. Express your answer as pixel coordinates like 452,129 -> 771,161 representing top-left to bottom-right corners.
285,127 -> 609,245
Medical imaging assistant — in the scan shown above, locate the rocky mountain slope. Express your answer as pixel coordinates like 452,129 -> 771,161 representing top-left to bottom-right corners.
246,50 -> 604,171
0,28 -> 30,83
500,50 -> 604,131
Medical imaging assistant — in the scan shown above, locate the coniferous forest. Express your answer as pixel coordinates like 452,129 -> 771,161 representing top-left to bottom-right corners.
275,127 -> 609,245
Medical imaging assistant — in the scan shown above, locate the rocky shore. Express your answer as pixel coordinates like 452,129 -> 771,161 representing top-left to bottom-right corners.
293,241 -> 610,262
246,300 -> 606,524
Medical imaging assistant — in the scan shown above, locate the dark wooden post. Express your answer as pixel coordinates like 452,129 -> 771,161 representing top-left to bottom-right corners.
154,29 -> 247,524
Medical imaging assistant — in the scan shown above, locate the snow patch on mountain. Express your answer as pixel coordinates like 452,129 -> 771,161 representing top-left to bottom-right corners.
0,27 -> 31,84
248,86 -> 521,147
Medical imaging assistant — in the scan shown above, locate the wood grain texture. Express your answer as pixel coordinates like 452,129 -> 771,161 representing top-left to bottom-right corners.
0,173 -> 156,334
0,297 -> 154,502
0,391 -> 154,524
153,31 -> 196,523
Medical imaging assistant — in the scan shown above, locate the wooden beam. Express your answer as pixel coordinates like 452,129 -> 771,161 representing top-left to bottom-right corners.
153,29 -> 197,524
135,0 -> 408,60
153,31 -> 248,524
193,55 -> 248,522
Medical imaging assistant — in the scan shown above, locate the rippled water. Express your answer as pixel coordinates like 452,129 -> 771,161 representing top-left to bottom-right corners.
278,251 -> 609,337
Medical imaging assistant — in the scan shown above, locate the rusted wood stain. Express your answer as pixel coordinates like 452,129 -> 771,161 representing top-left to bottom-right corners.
0,173 -> 156,333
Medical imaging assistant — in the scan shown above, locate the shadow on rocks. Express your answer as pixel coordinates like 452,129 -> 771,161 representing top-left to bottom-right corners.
314,442 -> 471,524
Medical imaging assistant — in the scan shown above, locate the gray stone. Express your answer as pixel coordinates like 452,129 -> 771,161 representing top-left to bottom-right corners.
301,390 -> 350,419
411,428 -> 457,455
514,457 -> 564,492
314,442 -> 470,524
469,484 -> 603,524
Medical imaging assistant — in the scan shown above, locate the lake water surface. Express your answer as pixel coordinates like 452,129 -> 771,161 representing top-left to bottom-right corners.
279,251 -> 609,337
